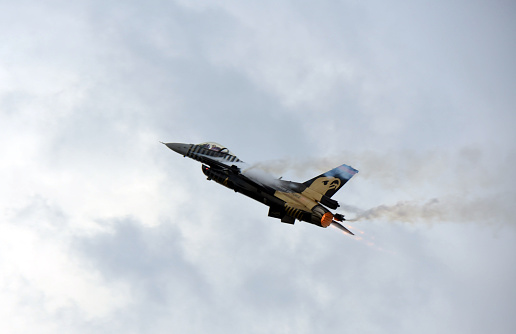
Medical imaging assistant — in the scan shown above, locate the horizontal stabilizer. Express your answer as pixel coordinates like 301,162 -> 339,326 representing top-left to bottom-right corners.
330,221 -> 354,235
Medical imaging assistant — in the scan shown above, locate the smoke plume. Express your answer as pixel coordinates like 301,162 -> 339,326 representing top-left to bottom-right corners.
252,147 -> 516,225
349,196 -> 514,224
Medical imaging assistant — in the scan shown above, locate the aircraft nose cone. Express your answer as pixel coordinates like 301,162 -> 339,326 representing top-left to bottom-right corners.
163,142 -> 192,156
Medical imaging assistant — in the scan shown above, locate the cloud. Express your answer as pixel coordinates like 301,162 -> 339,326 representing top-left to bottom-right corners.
1,1 -> 515,333
0,197 -> 132,333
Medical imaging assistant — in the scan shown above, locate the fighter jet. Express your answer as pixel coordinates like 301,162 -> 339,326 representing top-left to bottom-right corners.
163,142 -> 358,235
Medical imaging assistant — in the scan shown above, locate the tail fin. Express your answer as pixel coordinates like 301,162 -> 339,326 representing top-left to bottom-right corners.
303,164 -> 358,198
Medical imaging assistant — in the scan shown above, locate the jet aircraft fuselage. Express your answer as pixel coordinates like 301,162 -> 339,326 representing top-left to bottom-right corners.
163,142 -> 358,235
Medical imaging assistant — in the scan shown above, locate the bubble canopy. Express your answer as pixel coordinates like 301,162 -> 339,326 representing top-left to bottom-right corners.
198,142 -> 234,155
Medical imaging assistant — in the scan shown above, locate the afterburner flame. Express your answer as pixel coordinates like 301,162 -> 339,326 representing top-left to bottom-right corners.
321,212 -> 333,227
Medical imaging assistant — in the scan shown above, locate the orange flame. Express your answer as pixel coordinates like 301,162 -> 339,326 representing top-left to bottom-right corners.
321,212 -> 333,227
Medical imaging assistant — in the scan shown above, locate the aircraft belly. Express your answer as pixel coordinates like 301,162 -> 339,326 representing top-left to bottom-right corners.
300,187 -> 323,202
274,191 -> 318,211
233,181 -> 284,208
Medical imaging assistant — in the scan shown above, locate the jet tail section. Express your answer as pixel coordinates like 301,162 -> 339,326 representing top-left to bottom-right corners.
303,164 -> 358,198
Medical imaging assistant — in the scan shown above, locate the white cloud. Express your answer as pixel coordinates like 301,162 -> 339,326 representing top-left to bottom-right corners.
0,208 -> 132,329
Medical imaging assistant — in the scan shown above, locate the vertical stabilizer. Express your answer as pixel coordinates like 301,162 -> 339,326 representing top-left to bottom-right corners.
303,164 -> 358,198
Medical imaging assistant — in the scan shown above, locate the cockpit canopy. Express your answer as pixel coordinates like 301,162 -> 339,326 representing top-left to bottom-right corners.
198,142 -> 233,155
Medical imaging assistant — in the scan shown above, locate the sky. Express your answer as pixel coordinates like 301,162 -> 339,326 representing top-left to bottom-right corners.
1,0 -> 515,333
